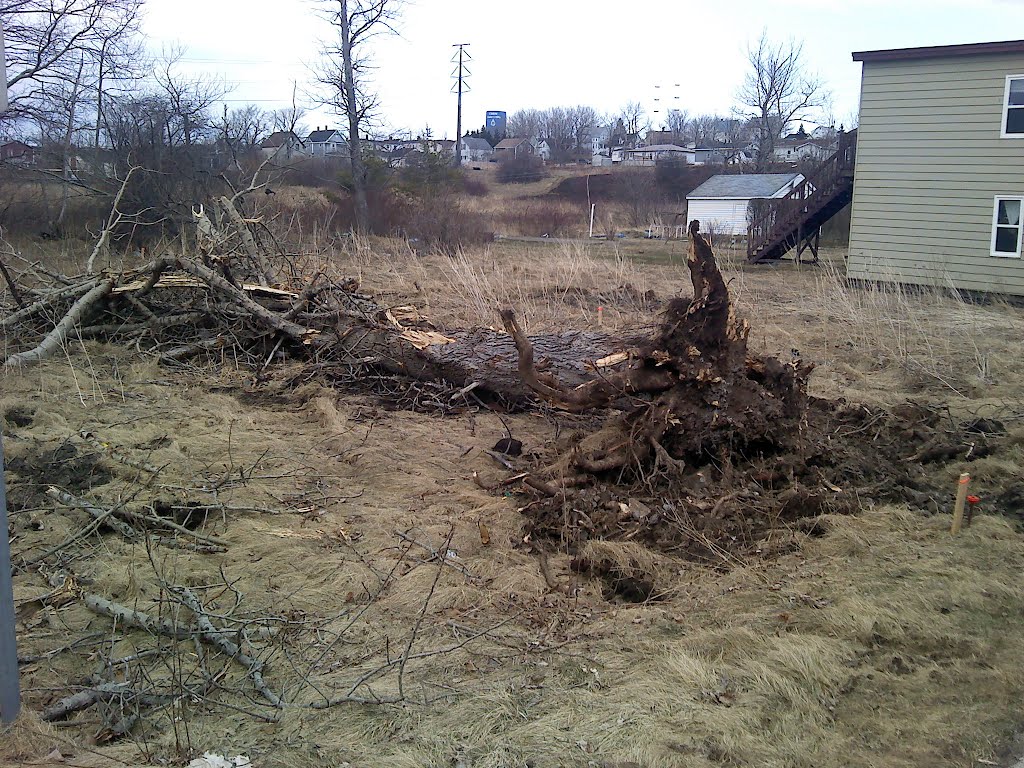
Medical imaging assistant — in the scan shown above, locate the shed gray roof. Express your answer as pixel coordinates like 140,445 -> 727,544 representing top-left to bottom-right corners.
687,173 -> 802,200
461,137 -> 493,151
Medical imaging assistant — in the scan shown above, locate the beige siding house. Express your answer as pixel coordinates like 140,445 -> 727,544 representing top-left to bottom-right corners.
848,40 -> 1024,294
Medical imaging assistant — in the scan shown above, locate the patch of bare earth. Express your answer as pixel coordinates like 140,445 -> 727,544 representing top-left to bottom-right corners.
3,239 -> 1024,768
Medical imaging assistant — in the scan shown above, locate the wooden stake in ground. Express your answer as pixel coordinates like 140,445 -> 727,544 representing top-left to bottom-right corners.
951,472 -> 970,535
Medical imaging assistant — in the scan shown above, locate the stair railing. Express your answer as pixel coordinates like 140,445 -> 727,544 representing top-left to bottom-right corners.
747,129 -> 857,260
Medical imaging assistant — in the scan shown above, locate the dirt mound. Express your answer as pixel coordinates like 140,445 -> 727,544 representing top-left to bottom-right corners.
518,399 -> 988,567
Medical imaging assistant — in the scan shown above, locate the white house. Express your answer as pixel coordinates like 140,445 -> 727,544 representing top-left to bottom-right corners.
686,173 -> 804,235
532,138 -> 552,162
460,137 -> 493,164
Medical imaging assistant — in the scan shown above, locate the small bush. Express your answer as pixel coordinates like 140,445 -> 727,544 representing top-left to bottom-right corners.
406,195 -> 494,254
461,177 -> 490,197
497,154 -> 546,184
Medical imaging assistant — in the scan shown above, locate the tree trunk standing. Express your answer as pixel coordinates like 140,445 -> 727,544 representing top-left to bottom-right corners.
339,0 -> 370,234
56,56 -> 88,231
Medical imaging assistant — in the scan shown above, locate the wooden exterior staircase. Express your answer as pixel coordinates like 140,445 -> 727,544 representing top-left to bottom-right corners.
746,129 -> 857,263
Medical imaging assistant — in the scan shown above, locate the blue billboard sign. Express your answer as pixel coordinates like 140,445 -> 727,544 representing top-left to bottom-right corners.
485,110 -> 507,134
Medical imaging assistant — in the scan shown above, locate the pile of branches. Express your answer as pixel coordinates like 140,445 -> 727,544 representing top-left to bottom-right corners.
1,193 -> 624,411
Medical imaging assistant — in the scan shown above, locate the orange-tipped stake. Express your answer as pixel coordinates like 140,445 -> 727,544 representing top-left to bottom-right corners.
951,473 -> 970,535
597,306 -> 604,327
966,494 -> 980,527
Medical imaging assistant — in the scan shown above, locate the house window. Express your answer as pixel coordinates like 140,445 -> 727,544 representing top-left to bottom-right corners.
991,197 -> 1024,257
1001,75 -> 1024,137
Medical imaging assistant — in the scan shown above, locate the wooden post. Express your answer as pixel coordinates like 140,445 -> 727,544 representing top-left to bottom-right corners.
951,472 -> 970,535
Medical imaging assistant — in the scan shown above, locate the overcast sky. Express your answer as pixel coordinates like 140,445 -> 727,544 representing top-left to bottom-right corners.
143,0 -> 1024,139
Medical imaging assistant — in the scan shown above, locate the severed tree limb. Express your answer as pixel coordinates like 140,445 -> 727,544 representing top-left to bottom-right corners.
47,482 -> 226,548
84,593 -> 192,639
0,281 -> 96,330
172,587 -> 282,707
159,337 -> 225,364
218,195 -> 274,287
4,279 -> 114,368
46,487 -> 138,540
174,257 -> 310,343
86,168 -> 140,274
78,311 -> 207,338
0,254 -> 25,307
43,683 -> 127,721
133,256 -> 178,298
79,431 -> 163,474
43,681 -> 174,724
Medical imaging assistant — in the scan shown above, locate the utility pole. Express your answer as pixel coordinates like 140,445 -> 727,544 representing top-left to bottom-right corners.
451,43 -> 471,167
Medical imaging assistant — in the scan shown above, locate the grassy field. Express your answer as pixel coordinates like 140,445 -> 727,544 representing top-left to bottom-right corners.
2,232 -> 1024,767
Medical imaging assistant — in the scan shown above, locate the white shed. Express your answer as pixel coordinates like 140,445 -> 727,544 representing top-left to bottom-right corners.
686,173 -> 804,235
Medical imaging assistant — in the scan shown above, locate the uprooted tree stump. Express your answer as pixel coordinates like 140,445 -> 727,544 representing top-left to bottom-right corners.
501,220 -> 814,476
494,222 -> 996,594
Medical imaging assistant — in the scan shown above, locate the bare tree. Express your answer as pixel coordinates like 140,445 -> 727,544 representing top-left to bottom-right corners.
736,31 -> 828,169
617,101 -> 647,148
566,105 -> 598,162
1,0 -> 144,126
665,108 -> 690,144
506,108 -> 543,141
269,84 -> 308,137
313,0 -> 402,233
215,104 -> 268,169
691,114 -> 721,146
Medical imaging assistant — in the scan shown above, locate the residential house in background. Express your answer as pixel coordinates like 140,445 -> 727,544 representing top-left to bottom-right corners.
686,173 -> 804,235
420,138 -> 455,156
622,144 -> 695,166
494,137 -> 534,159
384,145 -> 423,168
532,138 -> 551,162
847,39 -> 1024,295
772,125 -> 836,163
0,140 -> 37,166
260,131 -> 307,163
693,141 -> 749,165
306,128 -> 346,157
460,137 -> 494,164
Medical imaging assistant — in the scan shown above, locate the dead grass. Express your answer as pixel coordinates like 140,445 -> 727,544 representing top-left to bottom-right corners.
3,238 -> 1024,767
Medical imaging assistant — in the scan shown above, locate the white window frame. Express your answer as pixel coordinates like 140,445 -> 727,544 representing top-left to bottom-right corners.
990,196 -> 1024,257
1000,75 -> 1024,138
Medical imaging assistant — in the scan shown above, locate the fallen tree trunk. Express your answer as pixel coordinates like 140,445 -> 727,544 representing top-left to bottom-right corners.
4,279 -> 114,368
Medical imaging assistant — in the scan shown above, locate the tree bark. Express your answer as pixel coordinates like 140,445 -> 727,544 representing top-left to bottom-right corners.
340,0 -> 370,234
4,279 -> 114,368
